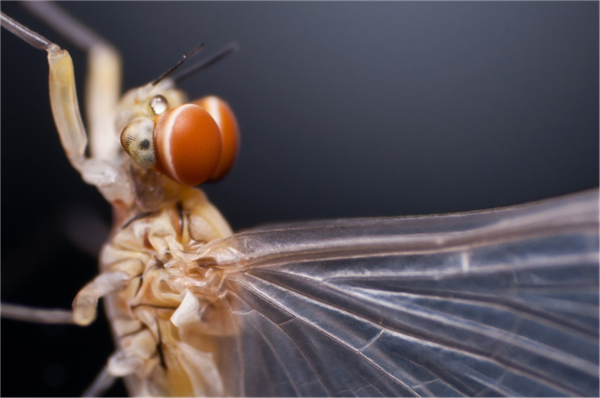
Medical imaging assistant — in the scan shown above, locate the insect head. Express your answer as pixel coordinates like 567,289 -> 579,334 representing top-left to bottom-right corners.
120,45 -> 239,186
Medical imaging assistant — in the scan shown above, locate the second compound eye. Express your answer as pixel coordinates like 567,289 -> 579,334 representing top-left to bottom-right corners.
121,117 -> 156,168
150,95 -> 169,115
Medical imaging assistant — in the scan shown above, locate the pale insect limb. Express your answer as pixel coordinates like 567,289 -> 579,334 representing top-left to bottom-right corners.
0,302 -> 75,324
73,272 -> 131,326
0,11 -> 51,50
0,11 -> 87,171
1,270 -> 130,327
21,1 -> 122,162
81,359 -> 118,398
2,9 -> 133,204
20,1 -> 107,51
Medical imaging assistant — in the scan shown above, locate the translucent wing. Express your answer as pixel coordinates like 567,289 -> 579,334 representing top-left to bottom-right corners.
201,189 -> 599,397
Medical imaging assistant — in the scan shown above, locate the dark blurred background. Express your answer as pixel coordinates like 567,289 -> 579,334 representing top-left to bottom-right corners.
1,2 -> 598,396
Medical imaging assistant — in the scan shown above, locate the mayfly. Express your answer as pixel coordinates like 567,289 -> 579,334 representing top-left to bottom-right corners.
1,2 -> 598,397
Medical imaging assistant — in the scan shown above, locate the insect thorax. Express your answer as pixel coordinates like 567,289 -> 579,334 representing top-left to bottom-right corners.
101,186 -> 235,396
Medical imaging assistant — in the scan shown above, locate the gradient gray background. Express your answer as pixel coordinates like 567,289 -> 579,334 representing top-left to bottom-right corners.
1,2 -> 598,396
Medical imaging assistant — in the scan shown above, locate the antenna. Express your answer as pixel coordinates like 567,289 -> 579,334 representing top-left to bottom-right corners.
151,43 -> 204,86
173,42 -> 239,84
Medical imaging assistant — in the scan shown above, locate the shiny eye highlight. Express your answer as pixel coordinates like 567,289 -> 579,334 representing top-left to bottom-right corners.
150,95 -> 168,115
120,117 -> 156,168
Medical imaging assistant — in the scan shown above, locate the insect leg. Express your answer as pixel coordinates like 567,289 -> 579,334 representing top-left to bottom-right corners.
0,261 -> 115,329
81,359 -> 117,398
0,302 -> 75,324
1,11 -> 87,171
73,271 -> 131,326
21,1 -> 122,162
0,11 -> 51,50
0,272 -> 127,328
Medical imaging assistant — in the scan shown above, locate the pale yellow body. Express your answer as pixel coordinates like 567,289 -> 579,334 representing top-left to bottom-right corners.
102,187 -> 233,396
1,7 -> 238,396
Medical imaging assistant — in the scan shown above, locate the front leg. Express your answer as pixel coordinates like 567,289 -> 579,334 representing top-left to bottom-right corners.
22,1 -> 123,161
47,45 -> 88,171
0,12 -> 88,171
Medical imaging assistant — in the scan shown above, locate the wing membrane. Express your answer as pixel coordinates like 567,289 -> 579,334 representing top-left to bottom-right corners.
202,189 -> 599,396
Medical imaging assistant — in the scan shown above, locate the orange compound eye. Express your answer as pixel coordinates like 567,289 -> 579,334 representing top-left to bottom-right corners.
154,104 -> 222,186
193,96 -> 240,182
